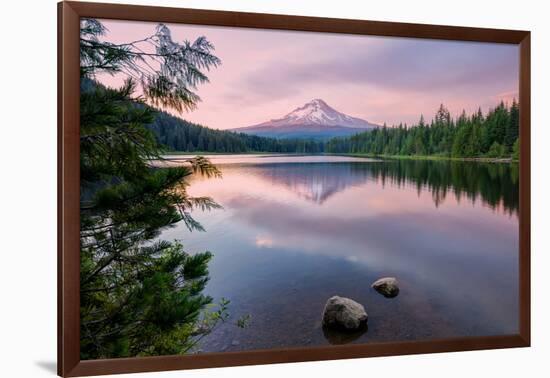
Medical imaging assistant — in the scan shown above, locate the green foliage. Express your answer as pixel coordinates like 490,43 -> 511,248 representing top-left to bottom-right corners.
146,106 -> 325,153
80,79 -> 160,183
368,159 -> 518,215
79,19 -> 242,359
83,82 -> 519,160
146,101 -> 519,159
80,19 -> 220,113
83,77 -> 324,154
512,139 -> 520,160
486,141 -> 507,158
80,80 -> 226,358
326,102 -> 520,159
236,314 -> 252,329
80,242 -> 219,358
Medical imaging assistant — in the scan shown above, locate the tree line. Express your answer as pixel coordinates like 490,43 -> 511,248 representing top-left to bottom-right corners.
150,102 -> 520,160
326,102 -> 519,159
149,110 -> 324,153
82,78 -> 325,154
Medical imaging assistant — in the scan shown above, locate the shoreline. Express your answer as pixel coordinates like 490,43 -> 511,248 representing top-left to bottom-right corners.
162,151 -> 279,156
331,153 -> 517,164
163,151 -> 517,163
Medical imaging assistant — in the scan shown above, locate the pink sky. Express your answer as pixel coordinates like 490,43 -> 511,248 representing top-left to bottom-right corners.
93,19 -> 519,130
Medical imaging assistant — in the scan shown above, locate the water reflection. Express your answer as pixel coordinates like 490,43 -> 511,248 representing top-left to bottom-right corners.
368,160 -> 519,215
233,159 -> 518,213
323,325 -> 368,345
159,156 -> 519,352
253,163 -> 371,203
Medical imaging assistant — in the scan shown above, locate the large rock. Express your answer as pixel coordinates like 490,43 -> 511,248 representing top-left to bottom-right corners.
371,277 -> 399,298
322,296 -> 368,331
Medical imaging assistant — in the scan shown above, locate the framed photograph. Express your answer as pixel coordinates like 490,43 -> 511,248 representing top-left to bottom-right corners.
58,1 -> 530,376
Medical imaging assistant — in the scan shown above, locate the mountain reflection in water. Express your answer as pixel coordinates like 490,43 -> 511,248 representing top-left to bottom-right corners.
253,163 -> 372,204
242,160 -> 518,213
158,156 -> 519,353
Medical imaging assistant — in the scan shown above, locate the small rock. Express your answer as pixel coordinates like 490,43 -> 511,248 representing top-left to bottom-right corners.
371,277 -> 399,298
322,296 -> 368,331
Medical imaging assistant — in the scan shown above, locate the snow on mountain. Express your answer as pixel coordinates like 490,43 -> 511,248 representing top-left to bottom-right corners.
250,99 -> 377,129
230,99 -> 378,140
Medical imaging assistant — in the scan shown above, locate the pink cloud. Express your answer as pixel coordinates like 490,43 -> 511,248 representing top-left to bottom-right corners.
92,19 -> 519,129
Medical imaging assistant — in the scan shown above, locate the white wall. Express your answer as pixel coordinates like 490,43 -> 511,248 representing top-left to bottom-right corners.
1,0 -> 547,377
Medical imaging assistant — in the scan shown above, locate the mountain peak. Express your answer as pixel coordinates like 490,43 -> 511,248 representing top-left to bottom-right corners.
296,98 -> 331,110
231,99 -> 379,140
309,98 -> 328,105
287,98 -> 333,117
276,99 -> 374,129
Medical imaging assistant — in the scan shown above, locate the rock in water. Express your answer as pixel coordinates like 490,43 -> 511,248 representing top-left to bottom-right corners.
371,277 -> 399,298
323,325 -> 367,345
322,296 -> 368,330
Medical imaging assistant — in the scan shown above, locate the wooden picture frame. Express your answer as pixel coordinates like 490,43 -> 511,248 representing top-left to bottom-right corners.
58,1 -> 531,376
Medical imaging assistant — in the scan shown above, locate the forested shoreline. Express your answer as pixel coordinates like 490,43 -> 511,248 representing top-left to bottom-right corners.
147,101 -> 520,160
326,103 -> 519,159
149,110 -> 324,153
84,76 -> 519,160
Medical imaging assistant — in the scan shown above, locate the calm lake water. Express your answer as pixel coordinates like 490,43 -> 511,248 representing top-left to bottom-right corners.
159,155 -> 519,353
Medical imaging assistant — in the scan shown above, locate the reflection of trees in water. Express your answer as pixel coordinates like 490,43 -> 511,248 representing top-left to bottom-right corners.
369,160 -> 519,216
249,160 -> 518,215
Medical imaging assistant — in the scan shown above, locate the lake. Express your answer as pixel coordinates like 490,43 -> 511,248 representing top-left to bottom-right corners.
158,155 -> 519,353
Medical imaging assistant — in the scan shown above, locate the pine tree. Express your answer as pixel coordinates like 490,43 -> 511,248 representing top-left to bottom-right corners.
323,102 -> 519,160
79,19 -> 248,359
506,99 -> 520,149
512,139 -> 520,160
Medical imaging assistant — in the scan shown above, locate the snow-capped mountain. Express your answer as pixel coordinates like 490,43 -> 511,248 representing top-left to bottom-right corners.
254,99 -> 376,128
231,99 -> 379,140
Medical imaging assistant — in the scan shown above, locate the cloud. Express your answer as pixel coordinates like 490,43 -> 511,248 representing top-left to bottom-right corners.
96,18 -> 520,128
228,38 -> 518,103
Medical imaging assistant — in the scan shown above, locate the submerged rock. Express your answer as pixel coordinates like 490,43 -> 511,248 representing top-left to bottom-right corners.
322,296 -> 368,331
371,277 -> 399,298
323,324 -> 368,345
